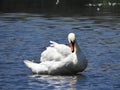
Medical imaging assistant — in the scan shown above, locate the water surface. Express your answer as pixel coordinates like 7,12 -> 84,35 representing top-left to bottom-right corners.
0,13 -> 120,90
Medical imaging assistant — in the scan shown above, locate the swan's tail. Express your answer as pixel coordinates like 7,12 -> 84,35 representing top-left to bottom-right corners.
24,60 -> 48,74
24,60 -> 35,69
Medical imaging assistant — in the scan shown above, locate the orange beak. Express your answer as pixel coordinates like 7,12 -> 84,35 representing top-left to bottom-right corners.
70,41 -> 74,53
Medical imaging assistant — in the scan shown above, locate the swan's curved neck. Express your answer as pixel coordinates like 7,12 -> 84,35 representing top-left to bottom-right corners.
72,40 -> 80,64
74,41 -> 80,54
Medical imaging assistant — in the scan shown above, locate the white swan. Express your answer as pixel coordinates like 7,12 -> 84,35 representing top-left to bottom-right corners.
24,33 -> 87,75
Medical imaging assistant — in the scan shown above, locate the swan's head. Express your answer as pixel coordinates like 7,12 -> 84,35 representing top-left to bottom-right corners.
68,33 -> 76,52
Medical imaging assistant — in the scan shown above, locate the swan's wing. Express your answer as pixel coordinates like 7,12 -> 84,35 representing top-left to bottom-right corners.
42,54 -> 75,75
41,47 -> 63,62
40,41 -> 71,62
50,41 -> 71,57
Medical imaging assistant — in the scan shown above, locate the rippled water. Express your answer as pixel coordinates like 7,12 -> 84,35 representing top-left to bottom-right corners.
0,13 -> 120,90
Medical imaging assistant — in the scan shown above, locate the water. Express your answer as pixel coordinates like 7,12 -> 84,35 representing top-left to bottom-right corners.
0,13 -> 120,90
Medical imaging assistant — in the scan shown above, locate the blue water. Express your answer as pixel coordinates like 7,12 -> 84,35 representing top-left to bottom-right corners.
0,13 -> 120,90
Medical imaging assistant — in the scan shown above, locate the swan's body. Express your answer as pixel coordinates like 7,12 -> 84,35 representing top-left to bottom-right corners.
24,33 -> 87,75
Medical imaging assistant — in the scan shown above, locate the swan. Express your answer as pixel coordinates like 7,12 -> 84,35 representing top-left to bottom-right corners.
24,33 -> 87,75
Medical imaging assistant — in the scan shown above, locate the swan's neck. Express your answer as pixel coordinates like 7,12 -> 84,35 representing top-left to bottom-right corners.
74,41 -> 80,54
72,40 -> 88,70
72,41 -> 80,64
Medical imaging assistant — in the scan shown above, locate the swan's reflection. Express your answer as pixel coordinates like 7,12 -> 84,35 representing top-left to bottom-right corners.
28,74 -> 86,90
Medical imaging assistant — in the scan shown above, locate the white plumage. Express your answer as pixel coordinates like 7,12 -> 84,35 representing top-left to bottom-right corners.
24,33 -> 87,75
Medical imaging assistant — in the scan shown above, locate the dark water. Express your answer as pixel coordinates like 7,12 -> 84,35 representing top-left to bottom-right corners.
0,13 -> 120,90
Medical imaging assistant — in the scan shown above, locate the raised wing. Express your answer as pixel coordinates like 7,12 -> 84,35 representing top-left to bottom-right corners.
40,41 -> 71,62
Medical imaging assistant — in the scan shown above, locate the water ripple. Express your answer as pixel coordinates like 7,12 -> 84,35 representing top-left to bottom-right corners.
0,13 -> 120,90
